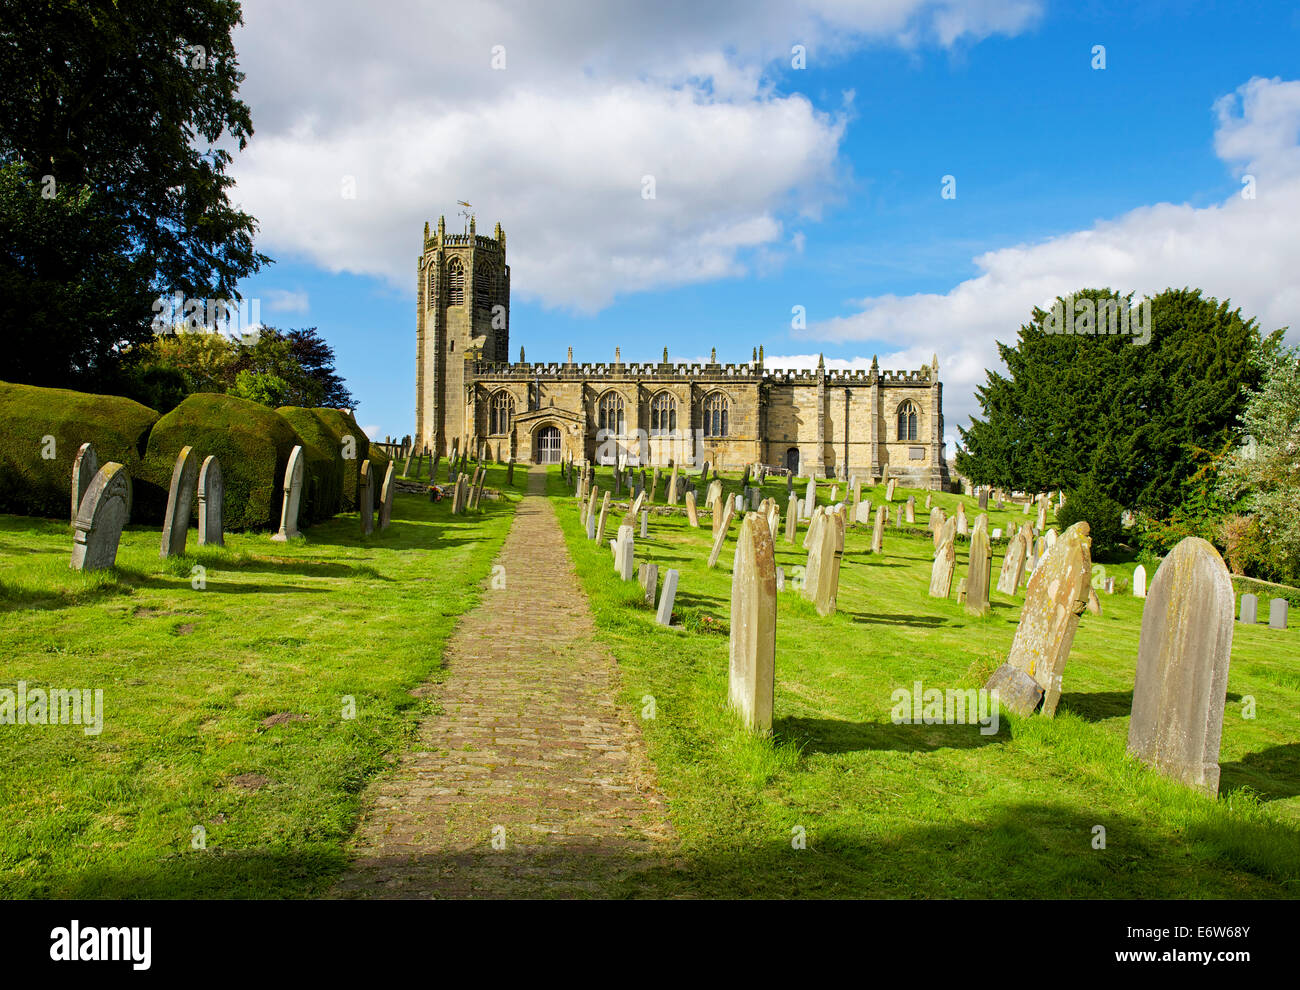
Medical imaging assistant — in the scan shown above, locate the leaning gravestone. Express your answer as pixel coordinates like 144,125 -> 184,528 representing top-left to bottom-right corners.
71,442 -> 99,525
359,460 -> 374,535
378,460 -> 396,529
197,455 -> 224,547
728,514 -> 777,733
930,507 -> 947,547
955,502 -> 968,536
965,524 -> 992,616
668,464 -> 679,505
707,499 -> 735,568
905,496 -> 915,523
70,463 -> 132,571
871,506 -> 886,554
996,530 -> 1028,595
685,490 -> 699,527
160,445 -> 200,558
1133,564 -> 1147,599
1238,593 -> 1257,624
929,523 -> 957,598
594,492 -> 612,544
885,478 -> 896,502
1127,537 -> 1234,794
803,511 -> 842,616
985,522 -> 1092,716
1269,598 -> 1289,630
656,569 -> 679,627
785,496 -> 798,542
271,445 -> 306,542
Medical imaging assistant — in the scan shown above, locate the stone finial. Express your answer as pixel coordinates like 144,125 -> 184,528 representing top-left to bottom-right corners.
710,347 -> 717,364
495,220 -> 503,241
469,214 -> 476,235
932,352 -> 940,372
615,346 -> 621,363
817,353 -> 825,370
423,220 -> 429,241
567,346 -> 573,364
752,346 -> 758,361
662,346 -> 669,363
437,215 -> 445,242
871,354 -> 878,370
758,344 -> 764,363
519,345 -> 525,363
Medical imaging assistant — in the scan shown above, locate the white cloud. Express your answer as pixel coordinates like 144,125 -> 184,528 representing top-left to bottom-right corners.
229,0 -> 1041,311
804,76 -> 1300,445
264,288 -> 309,314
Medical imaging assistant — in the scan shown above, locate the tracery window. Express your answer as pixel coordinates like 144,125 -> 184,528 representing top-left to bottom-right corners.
475,261 -> 496,311
598,391 -> 626,434
649,391 -> 677,432
703,392 -> 729,438
489,390 -> 514,435
897,401 -> 919,442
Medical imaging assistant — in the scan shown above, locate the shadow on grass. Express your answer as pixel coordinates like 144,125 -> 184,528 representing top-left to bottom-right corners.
777,715 -> 1008,755
35,799 -> 1298,899
1058,690 -> 1134,722
843,609 -> 950,628
1221,742 -> 1300,802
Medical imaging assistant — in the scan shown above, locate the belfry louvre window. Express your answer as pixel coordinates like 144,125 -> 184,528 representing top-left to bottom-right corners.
426,266 -> 436,304
446,257 -> 465,306
897,401 -> 919,442
703,392 -> 729,438
598,392 -> 625,434
649,391 -> 676,432
475,262 -> 496,311
489,390 -> 514,435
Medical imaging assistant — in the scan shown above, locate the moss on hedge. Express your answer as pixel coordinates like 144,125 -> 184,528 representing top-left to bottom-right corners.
276,407 -> 345,524
308,407 -> 369,511
0,381 -> 159,519
140,393 -> 303,531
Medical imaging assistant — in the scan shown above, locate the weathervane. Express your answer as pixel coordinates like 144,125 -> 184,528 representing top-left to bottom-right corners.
457,200 -> 473,232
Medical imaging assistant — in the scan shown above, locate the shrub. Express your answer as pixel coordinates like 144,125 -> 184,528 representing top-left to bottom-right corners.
1058,476 -> 1125,558
309,408 -> 369,511
276,406 -> 345,523
140,392 -> 303,530
0,380 -> 159,519
1217,514 -> 1264,576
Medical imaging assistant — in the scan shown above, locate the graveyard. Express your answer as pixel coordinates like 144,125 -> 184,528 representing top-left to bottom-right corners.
2,453 -> 1296,898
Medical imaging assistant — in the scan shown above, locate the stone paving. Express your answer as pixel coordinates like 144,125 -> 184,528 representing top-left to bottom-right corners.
333,468 -> 674,898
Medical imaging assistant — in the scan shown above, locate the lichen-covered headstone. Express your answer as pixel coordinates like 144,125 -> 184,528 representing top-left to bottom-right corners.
668,464 -> 679,505
955,502 -> 968,536
359,460 -> 374,535
996,530 -> 1027,595
71,442 -> 99,525
685,490 -> 699,527
197,455 -> 224,547
929,525 -> 957,599
802,510 -> 842,616
639,561 -> 658,604
930,507 -> 947,547
707,498 -> 735,568
160,445 -> 199,557
594,492 -> 612,544
905,496 -> 915,523
965,524 -> 992,616
1127,537 -> 1234,794
379,460 -> 396,529
985,521 -> 1092,716
728,514 -> 777,732
70,462 -> 132,571
655,569 -> 679,627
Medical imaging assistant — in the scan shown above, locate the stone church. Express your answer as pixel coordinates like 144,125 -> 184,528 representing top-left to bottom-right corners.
415,216 -> 950,488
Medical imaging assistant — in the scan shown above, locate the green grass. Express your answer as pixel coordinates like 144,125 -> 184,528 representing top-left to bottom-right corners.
551,464 -> 1300,898
0,463 -> 521,898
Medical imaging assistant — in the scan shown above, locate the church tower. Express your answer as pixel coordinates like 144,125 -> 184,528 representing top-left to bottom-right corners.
415,215 -> 510,454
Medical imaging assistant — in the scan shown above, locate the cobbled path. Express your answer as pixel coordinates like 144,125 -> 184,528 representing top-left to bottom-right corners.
333,468 -> 674,898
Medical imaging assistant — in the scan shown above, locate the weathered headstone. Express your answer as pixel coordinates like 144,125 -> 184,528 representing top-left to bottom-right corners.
871,506 -> 886,554
197,455 -> 224,547
359,460 -> 374,535
728,514 -> 777,732
639,561 -> 658,604
904,496 -> 915,523
785,495 -> 798,542
594,492 -> 612,544
71,442 -> 99,524
885,478 -> 896,502
855,500 -> 871,525
639,510 -> 648,538
803,479 -> 815,518
978,488 -> 988,510
379,460 -> 396,529
802,511 -> 842,616
996,530 -> 1028,595
70,463 -> 132,571
929,525 -> 957,599
965,524 -> 992,616
160,445 -> 200,557
985,522 -> 1092,716
615,525 -> 636,581
930,507 -> 946,546
1237,593 -> 1257,624
271,445 -> 306,542
955,502 -> 968,536
1133,564 -> 1147,599
685,490 -> 699,527
1036,502 -> 1047,532
1127,537 -> 1234,794
668,464 -> 679,505
1269,598 -> 1289,630
707,498 -> 735,568
655,569 -> 679,627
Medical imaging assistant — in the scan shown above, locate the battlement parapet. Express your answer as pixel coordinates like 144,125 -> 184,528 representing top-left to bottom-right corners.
429,234 -> 502,251
470,360 -> 935,386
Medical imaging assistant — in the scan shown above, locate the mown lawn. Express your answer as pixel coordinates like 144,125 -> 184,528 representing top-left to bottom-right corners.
552,464 -> 1300,898
0,463 -> 520,898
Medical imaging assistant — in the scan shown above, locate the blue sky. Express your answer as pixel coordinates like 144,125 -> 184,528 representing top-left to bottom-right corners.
229,1 -> 1300,444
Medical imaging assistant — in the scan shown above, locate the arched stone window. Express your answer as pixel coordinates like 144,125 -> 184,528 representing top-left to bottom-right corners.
598,391 -> 625,434
446,257 -> 465,306
703,391 -> 729,438
489,390 -> 514,435
897,400 -> 919,442
475,261 -> 496,311
426,265 -> 436,305
649,391 -> 676,432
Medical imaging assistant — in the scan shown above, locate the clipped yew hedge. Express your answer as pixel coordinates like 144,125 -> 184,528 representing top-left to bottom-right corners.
303,407 -> 369,512
140,392 -> 304,531
275,406 -> 347,524
0,381 -> 160,519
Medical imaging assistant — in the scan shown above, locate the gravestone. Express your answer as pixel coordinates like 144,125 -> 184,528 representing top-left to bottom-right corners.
978,488 -> 988,510
905,496 -> 915,524
707,499 -> 736,568
685,490 -> 699,527
709,495 -> 724,536
650,468 -> 659,503
585,504 -> 596,540
955,577 -> 967,605
1238,593 -> 1257,624
829,484 -> 838,504
728,514 -> 777,732
1036,502 -> 1047,531
160,445 -> 200,558
1133,564 -> 1147,598
786,474 -> 794,499
1127,537 -> 1234,794
885,478 -> 896,502
965,524 -> 992,616
655,569 -> 679,626
71,442 -> 99,524
1087,588 -> 1101,615
851,479 -> 861,509
379,460 -> 396,529
359,460 -> 374,535
403,448 -> 413,477
271,445 -> 306,542
785,496 -> 798,542
594,492 -> 612,544
615,525 -> 635,581
955,502 -> 968,536
197,455 -> 224,547
668,464 -> 679,505
930,507 -> 946,546
1269,598 -> 1289,630
639,561 -> 658,604
802,505 -> 823,550
803,511 -> 842,616
871,506 -> 886,554
985,522 -> 1092,716
507,457 -> 515,485
855,500 -> 871,525
929,525 -> 957,598
925,495 -> 932,510
70,463 -> 132,571
803,479 -> 815,518
775,566 -> 785,591
640,510 -> 648,538
996,530 -> 1028,594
